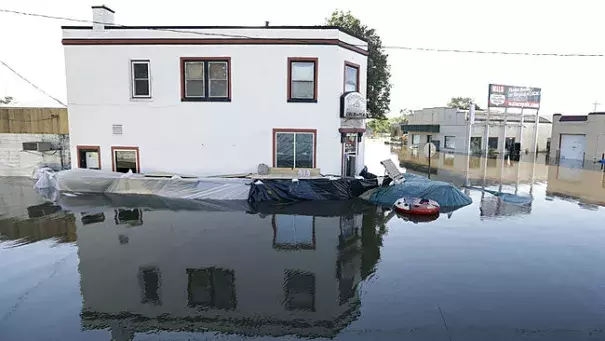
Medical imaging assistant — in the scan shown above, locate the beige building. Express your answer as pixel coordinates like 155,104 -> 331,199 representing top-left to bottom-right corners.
401,107 -> 551,154
550,113 -> 605,163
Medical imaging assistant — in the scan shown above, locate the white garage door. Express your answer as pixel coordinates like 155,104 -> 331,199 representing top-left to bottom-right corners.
560,134 -> 586,160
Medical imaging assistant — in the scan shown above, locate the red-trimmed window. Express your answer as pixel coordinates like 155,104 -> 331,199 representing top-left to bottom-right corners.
181,57 -> 231,101
288,58 -> 318,102
344,61 -> 360,92
76,146 -> 101,169
273,129 -> 317,168
112,146 -> 140,173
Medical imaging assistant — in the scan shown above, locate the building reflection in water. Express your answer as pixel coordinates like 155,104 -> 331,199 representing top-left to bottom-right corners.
546,159 -> 605,207
396,144 -> 605,210
73,198 -> 384,340
0,202 -> 76,245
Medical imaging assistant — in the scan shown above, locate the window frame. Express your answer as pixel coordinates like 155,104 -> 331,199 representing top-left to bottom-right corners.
444,136 -> 456,150
186,267 -> 237,310
131,60 -> 151,98
76,145 -> 101,170
111,146 -> 140,173
287,57 -> 318,103
343,61 -> 360,93
180,57 -> 231,102
272,215 -> 316,250
273,128 -> 317,168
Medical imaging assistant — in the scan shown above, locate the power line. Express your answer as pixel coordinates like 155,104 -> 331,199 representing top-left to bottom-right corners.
382,45 -> 604,57
0,8 -> 253,39
2,8 -> 604,57
0,59 -> 67,107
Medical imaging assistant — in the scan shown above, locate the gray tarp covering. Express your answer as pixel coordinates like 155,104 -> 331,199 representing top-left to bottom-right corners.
360,173 -> 472,212
35,169 -> 251,200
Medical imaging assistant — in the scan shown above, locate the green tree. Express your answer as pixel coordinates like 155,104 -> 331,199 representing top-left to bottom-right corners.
366,118 -> 391,134
448,97 -> 482,110
327,10 -> 392,119
0,96 -> 13,104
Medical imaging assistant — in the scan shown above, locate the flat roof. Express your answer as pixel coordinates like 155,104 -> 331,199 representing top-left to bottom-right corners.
61,25 -> 369,43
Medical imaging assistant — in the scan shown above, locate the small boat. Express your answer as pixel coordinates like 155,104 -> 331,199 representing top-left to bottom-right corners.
394,197 -> 440,215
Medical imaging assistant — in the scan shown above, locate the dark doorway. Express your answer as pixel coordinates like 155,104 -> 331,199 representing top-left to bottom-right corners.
505,137 -> 516,154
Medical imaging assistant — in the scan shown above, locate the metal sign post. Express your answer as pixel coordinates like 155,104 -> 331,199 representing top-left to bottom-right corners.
500,107 -> 508,156
532,109 -> 540,155
465,103 -> 475,187
518,107 -> 525,152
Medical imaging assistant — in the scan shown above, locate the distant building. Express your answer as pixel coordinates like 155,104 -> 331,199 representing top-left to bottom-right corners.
549,113 -> 605,164
398,107 -> 552,155
62,5 -> 369,176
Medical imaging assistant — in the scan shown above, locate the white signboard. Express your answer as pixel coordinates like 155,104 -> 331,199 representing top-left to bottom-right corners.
85,152 -> 99,169
424,143 -> 436,157
340,92 -> 367,119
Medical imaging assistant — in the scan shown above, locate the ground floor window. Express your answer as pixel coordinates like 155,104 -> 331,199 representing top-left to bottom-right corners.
488,137 -> 499,150
470,137 -> 482,153
444,136 -> 456,149
273,215 -> 315,250
112,146 -> 140,173
77,146 -> 101,169
274,129 -> 316,168
411,134 -> 421,145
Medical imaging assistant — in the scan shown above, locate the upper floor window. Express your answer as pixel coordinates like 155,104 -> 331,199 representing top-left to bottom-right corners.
344,62 -> 359,92
288,58 -> 318,102
181,57 -> 231,101
131,60 -> 151,98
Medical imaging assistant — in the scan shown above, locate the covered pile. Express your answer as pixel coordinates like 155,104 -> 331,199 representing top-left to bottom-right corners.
360,173 -> 472,212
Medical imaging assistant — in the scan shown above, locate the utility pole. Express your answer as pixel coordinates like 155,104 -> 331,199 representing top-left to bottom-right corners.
593,100 -> 601,112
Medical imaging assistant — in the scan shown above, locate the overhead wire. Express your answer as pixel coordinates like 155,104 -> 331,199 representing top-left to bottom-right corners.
0,59 -> 67,107
2,8 -> 604,57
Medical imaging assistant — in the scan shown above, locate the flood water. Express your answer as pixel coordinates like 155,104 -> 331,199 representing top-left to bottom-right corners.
2,140 -> 605,341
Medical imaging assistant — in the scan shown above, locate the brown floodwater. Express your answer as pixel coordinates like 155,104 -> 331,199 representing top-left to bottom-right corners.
2,140 -> 605,341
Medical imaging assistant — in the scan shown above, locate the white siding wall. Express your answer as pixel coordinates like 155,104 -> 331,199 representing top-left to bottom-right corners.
64,29 -> 367,176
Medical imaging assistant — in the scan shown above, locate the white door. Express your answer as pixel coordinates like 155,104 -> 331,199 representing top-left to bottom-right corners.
560,134 -> 586,161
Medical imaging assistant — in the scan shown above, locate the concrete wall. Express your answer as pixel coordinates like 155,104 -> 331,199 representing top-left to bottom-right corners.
0,133 -> 70,177
550,113 -> 605,162
63,26 -> 368,176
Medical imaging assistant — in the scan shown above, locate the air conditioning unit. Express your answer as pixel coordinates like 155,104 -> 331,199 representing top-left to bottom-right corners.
22,142 -> 52,152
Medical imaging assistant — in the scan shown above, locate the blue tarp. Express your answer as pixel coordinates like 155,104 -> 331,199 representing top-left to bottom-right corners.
360,173 -> 472,212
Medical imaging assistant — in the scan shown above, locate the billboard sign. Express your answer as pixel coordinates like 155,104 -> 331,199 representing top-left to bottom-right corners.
488,84 -> 541,109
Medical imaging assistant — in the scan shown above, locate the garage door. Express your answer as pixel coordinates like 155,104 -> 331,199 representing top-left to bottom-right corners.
560,134 -> 586,161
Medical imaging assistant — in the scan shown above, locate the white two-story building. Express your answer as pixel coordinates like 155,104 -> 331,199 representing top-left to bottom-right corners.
62,6 -> 368,177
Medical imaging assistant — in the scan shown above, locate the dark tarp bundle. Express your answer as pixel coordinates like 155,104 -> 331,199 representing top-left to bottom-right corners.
249,198 -> 376,217
248,178 -> 378,203
360,173 -> 472,212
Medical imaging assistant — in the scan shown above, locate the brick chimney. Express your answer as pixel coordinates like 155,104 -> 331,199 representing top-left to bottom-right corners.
92,5 -> 115,31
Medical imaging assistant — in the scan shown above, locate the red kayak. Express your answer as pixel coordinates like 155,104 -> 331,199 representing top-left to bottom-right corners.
394,197 -> 440,215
